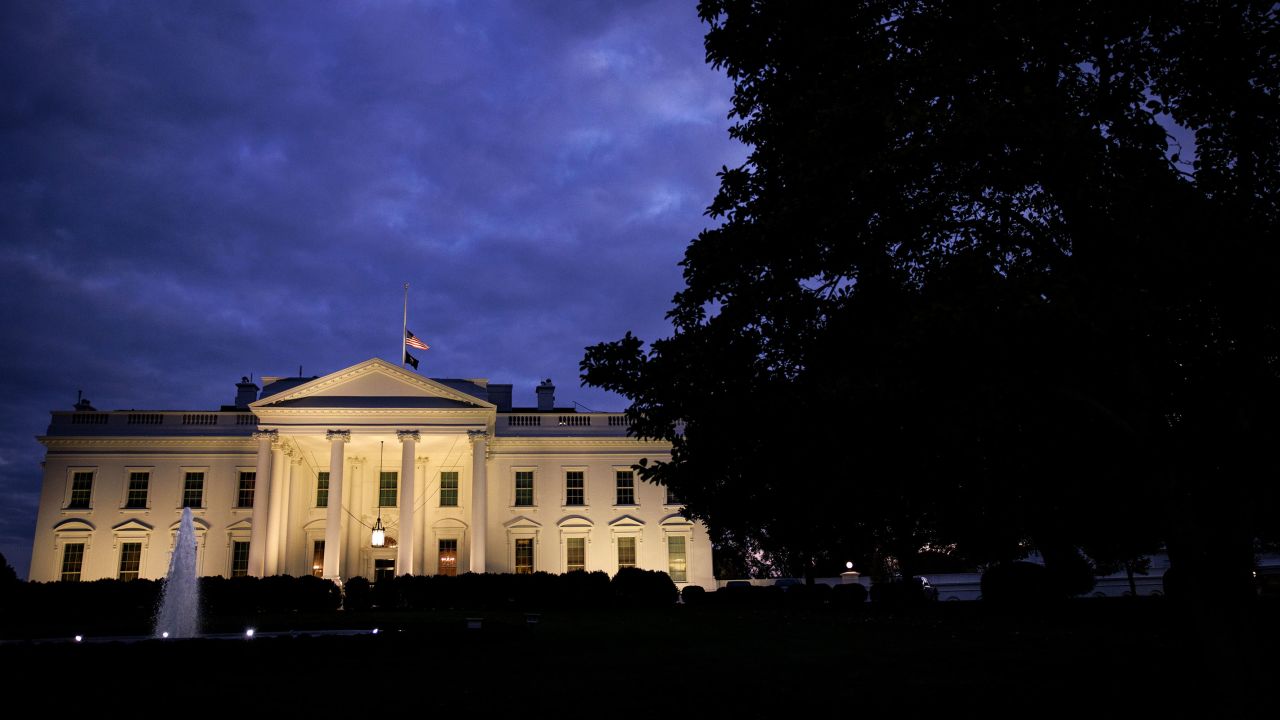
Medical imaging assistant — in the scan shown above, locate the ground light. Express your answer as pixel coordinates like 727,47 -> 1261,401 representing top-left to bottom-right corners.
245,628 -> 255,639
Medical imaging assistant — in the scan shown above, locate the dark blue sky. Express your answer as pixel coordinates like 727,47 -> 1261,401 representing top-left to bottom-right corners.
0,0 -> 742,578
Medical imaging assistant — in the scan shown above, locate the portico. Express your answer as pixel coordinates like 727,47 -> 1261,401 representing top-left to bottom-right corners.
245,360 -> 493,580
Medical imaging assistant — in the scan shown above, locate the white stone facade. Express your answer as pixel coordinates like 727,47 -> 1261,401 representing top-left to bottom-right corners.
29,358 -> 714,588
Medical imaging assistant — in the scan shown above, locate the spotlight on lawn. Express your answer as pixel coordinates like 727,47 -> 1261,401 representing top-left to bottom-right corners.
245,628 -> 256,639
74,635 -> 83,643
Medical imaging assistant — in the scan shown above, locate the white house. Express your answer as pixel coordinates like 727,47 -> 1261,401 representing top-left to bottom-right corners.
29,358 -> 714,589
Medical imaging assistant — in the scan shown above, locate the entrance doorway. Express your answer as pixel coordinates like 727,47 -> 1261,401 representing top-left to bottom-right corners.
438,539 -> 458,576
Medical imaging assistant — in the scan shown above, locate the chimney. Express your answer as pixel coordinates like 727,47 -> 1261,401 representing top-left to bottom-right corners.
488,384 -> 513,412
234,376 -> 260,408
536,378 -> 555,412
73,390 -> 95,412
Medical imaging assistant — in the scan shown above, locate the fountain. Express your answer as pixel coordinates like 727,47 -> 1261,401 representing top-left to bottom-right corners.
154,507 -> 200,638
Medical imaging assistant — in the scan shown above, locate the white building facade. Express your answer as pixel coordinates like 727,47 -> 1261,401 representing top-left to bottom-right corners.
29,358 -> 714,589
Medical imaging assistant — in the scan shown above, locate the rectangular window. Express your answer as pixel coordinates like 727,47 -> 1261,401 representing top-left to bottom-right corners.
438,539 -> 458,576
68,471 -> 94,509
514,538 -> 534,574
514,471 -> 534,507
668,536 -> 687,582
230,541 -> 250,577
316,472 -> 329,508
182,472 -> 204,508
617,536 -> 637,569
374,558 -> 396,583
379,471 -> 398,507
566,537 -> 585,573
615,470 -> 635,505
312,540 -> 325,577
125,472 -> 149,509
440,472 -> 458,507
118,542 -> 142,581
665,485 -> 680,505
565,471 -> 584,506
60,543 -> 85,582
236,471 -> 256,508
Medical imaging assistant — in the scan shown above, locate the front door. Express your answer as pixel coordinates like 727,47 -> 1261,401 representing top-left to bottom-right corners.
438,539 -> 458,576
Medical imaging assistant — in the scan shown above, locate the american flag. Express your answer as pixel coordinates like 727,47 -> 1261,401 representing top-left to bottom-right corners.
405,329 -> 430,350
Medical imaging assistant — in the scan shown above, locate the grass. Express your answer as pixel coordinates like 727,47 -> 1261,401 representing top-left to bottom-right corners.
4,599 -> 1273,716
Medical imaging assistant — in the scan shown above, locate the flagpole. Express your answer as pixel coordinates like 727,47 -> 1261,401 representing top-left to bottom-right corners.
402,283 -> 409,368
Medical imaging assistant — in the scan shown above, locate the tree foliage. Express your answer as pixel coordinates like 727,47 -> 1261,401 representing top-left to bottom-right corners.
582,1 -> 1280,582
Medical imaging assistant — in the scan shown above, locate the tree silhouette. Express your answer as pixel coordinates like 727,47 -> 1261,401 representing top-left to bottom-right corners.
583,1 -> 1279,585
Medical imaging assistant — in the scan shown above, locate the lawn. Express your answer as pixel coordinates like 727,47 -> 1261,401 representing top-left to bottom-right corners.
4,599 -> 1272,716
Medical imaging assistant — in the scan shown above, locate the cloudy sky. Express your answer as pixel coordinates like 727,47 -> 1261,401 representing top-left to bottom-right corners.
0,0 -> 742,578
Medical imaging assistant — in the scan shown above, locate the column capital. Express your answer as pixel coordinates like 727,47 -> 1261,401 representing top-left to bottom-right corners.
466,430 -> 489,444
281,443 -> 296,458
397,429 -> 420,443
326,429 -> 351,443
252,429 -> 278,442
415,456 -> 430,465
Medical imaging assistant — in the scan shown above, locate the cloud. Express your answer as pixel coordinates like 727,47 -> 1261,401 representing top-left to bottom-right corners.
0,0 -> 743,578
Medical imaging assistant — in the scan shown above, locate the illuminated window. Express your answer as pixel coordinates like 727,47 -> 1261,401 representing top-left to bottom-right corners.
67,472 -> 94,509
667,536 -> 687,582
440,472 -> 458,507
118,542 -> 142,581
379,471 -> 398,507
316,472 -> 329,508
515,538 -> 534,574
60,543 -> 85,582
438,539 -> 458,576
566,537 -> 585,572
312,540 -> 325,577
617,536 -> 636,569
236,471 -> 256,508
514,471 -> 534,507
615,470 -> 635,505
375,558 -> 396,582
125,472 -> 149,509
565,471 -> 584,506
182,472 -> 204,508
230,541 -> 249,577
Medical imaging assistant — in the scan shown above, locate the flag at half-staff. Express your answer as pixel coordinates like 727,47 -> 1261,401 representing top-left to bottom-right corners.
403,349 -> 420,370
406,329 -> 430,351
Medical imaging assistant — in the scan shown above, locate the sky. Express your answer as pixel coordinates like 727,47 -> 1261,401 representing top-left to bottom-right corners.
0,0 -> 744,579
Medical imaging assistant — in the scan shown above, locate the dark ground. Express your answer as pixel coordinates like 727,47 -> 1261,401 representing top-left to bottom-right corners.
4,599 -> 1273,716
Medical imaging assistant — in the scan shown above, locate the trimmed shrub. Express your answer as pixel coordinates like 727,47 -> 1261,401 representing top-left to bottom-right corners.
981,562 -> 1054,605
611,567 -> 678,607
784,582 -> 832,608
343,576 -> 372,611
680,585 -> 706,605
870,578 -> 933,606
831,582 -> 868,607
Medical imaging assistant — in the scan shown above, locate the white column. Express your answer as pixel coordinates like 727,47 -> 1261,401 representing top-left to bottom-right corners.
416,455 -> 429,573
276,448 -> 297,574
397,430 -> 419,575
248,429 -> 276,577
468,430 -> 488,573
343,457 -> 361,579
323,429 -> 349,580
265,442 -> 289,575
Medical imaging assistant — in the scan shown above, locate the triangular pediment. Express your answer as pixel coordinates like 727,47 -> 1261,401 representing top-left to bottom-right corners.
608,514 -> 646,527
251,358 -> 494,410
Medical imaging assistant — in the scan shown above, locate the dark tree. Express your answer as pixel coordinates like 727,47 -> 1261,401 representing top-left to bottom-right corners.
582,1 -> 1280,585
